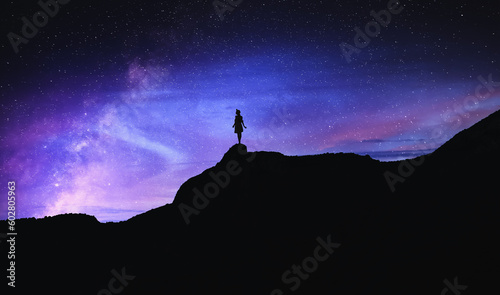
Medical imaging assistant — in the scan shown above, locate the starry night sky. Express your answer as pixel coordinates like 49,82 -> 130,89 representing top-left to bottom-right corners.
1,0 -> 499,222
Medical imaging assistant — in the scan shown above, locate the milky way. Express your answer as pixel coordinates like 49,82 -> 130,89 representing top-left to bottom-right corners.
1,0 -> 499,221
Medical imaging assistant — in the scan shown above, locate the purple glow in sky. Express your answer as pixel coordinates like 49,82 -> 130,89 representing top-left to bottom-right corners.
1,0 -> 499,221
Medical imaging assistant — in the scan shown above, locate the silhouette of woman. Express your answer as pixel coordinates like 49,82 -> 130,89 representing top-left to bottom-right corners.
232,109 -> 247,144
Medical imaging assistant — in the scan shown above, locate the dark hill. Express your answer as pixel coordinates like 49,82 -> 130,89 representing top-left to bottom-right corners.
2,110 -> 500,294
433,109 -> 500,157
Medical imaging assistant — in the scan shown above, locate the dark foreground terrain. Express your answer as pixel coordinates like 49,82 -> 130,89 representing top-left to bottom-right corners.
2,110 -> 500,294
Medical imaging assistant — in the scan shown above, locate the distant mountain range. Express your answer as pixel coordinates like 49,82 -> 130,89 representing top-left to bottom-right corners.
2,109 -> 500,294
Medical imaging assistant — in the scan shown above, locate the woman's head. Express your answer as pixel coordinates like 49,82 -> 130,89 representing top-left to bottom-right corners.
236,109 -> 241,115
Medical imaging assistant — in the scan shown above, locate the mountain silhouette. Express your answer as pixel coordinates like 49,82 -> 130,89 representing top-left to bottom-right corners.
2,110 -> 500,294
